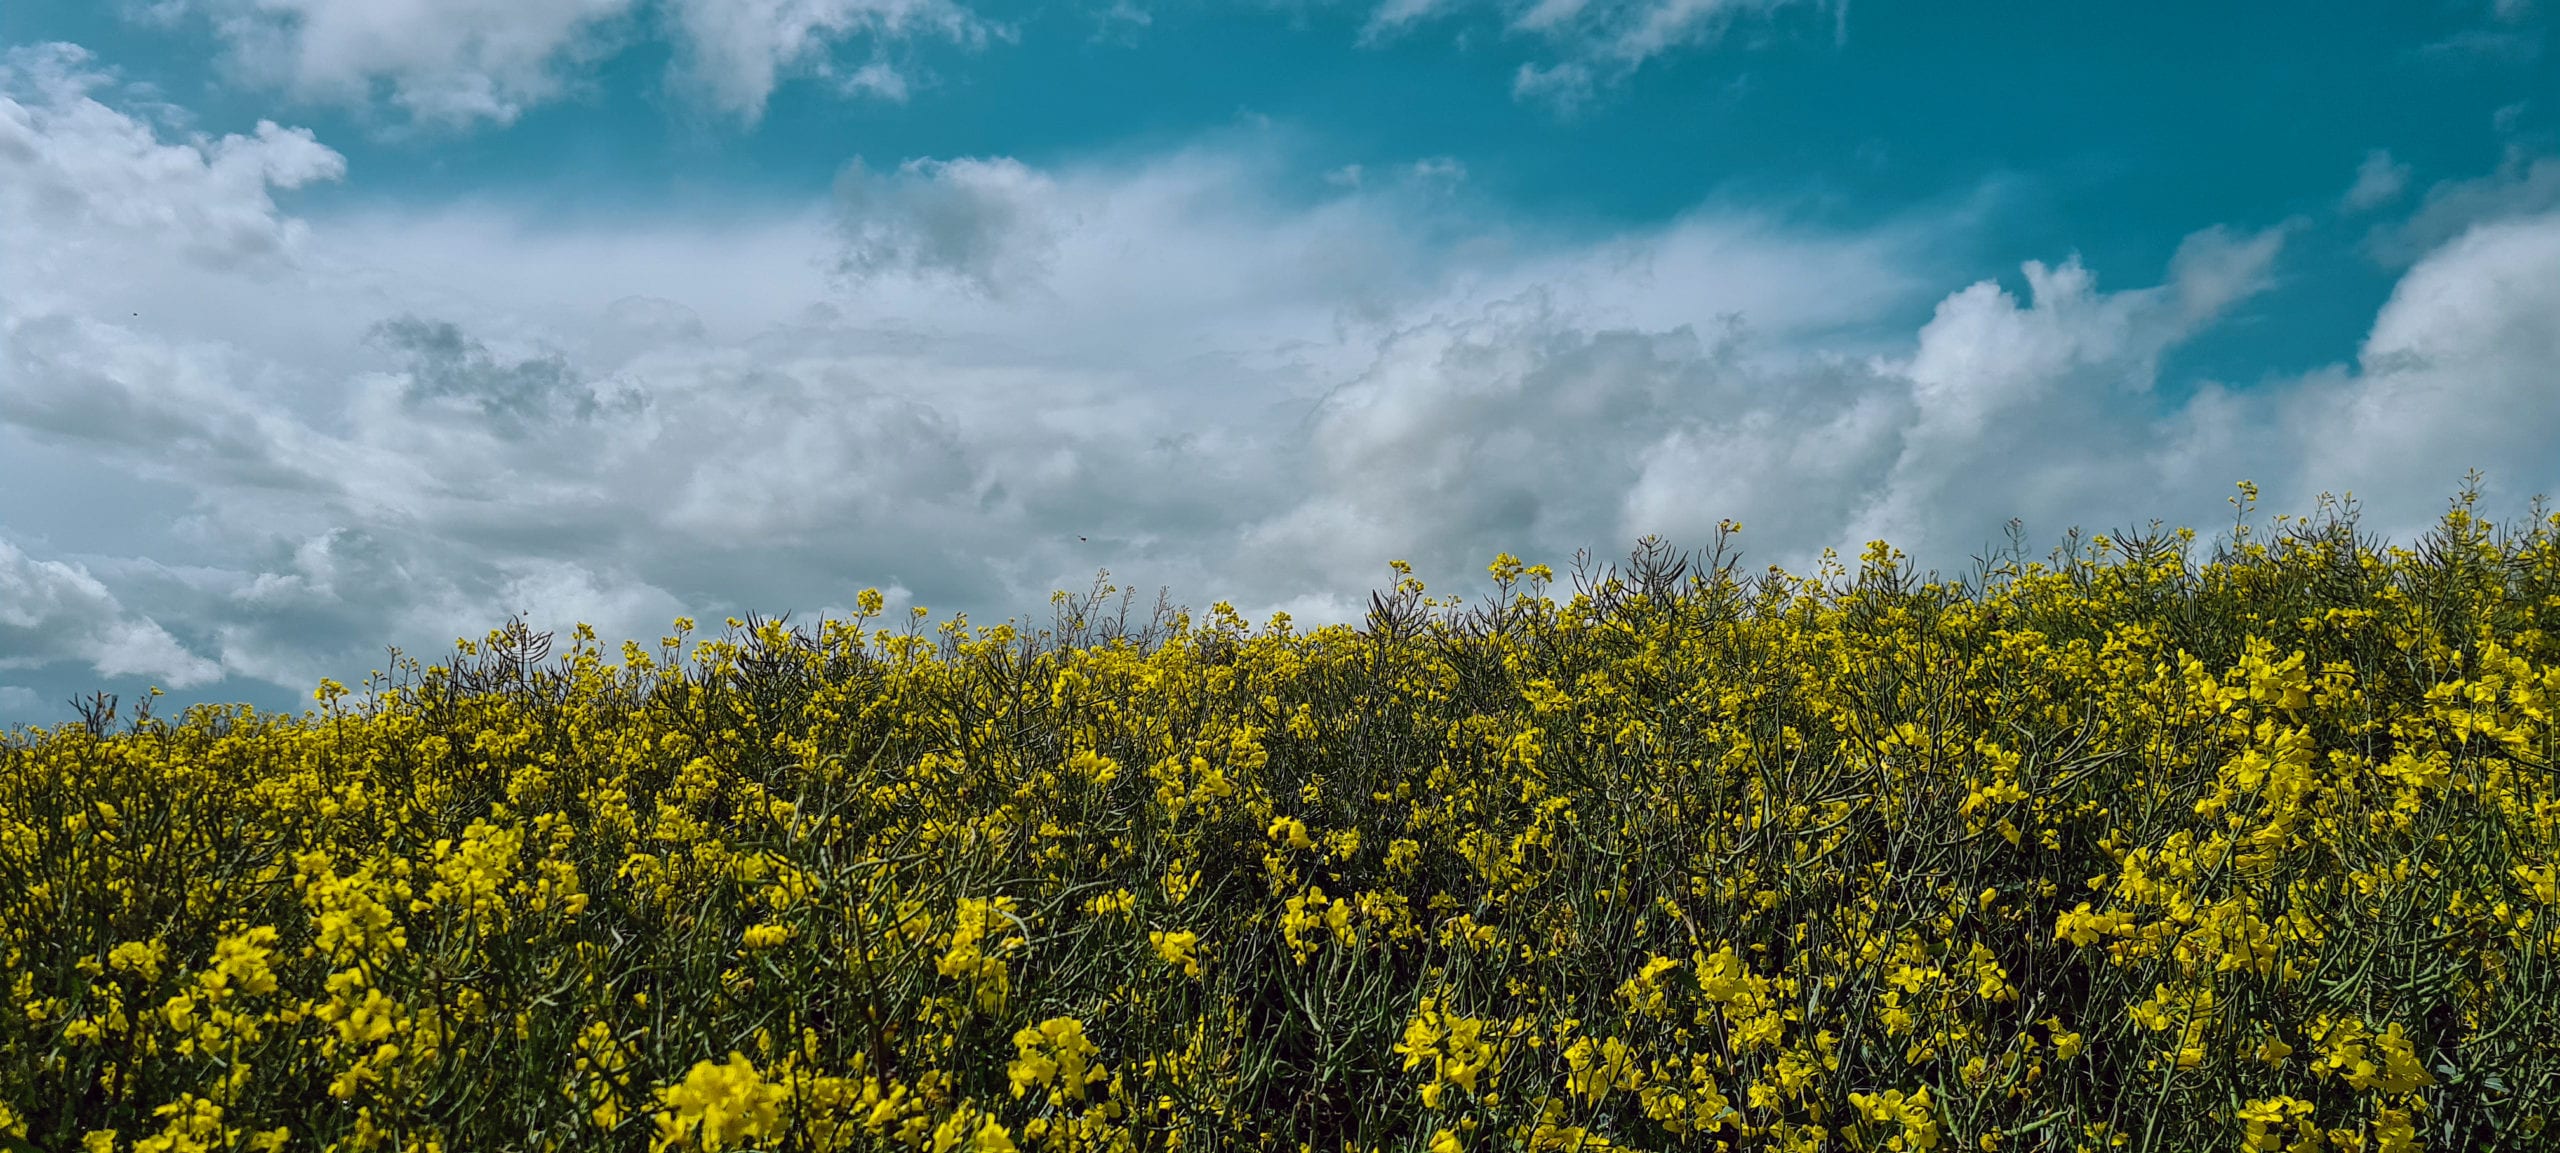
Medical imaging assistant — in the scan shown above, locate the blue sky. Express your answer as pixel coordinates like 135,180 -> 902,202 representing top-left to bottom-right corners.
1,0 -> 2556,727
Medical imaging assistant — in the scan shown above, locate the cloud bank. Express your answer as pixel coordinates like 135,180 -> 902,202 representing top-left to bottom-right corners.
5,40 -> 2559,725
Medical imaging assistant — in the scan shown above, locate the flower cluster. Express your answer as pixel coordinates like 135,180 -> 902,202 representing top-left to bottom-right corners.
3,487 -> 2558,1150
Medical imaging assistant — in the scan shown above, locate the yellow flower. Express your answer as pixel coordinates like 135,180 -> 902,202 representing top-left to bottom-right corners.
1615,955 -> 1680,1020
1083,887 -> 1138,918
1149,929 -> 1203,978
1849,1087 -> 1939,1152
1267,816 -> 1314,851
2235,1096 -> 2316,1153
107,940 -> 168,983
1010,1016 -> 1107,1104
650,1053 -> 785,1152
2041,1017 -> 2084,1061
1563,1036 -> 1641,1103
928,1106 -> 1016,1153
2373,1108 -> 2419,1153
132,1096 -> 233,1153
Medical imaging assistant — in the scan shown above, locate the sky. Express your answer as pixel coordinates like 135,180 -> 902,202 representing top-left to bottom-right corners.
1,0 -> 2556,727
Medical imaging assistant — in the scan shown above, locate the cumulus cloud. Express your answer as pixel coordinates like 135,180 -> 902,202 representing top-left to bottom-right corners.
1227,215 -> 2305,595
1,313 -> 345,495
1252,300 -> 1769,590
0,38 -> 363,499
9,50 -> 2560,733
1838,224 -> 2288,558
2274,210 -> 2560,534
0,44 -> 344,274
172,0 -> 638,128
0,535 -> 223,688
0,60 -> 1937,719
661,0 -> 996,122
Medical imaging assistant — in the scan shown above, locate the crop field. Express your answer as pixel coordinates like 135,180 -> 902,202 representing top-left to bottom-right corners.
5,490 -> 2559,1153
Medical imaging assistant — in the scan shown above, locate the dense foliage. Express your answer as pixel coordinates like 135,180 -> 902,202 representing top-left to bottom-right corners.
7,484 -> 2560,1153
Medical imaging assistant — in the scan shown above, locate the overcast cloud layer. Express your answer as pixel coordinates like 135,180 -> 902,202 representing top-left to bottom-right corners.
2,3 -> 2557,726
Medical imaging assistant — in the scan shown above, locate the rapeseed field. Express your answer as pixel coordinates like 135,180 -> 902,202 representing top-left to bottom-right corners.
6,486 -> 2558,1152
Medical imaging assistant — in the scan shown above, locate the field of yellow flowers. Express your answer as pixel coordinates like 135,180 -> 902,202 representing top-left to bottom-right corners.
6,486 -> 2559,1153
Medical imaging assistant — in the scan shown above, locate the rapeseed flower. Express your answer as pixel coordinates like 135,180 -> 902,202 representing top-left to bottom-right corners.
3,492 -> 2555,1151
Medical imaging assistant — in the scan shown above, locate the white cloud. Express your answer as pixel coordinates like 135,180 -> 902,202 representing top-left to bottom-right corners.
1235,217 -> 2297,587
2,312 -> 352,496
0,535 -> 223,688
1250,294 -> 1896,588
2166,221 -> 2292,324
1605,0 -> 1788,67
1512,61 -> 1595,111
0,44 -> 345,277
2342,149 -> 2412,214
1837,225 -> 2287,558
0,61 -> 1946,707
664,0 -> 996,123
834,156 -> 1066,298
181,0 -> 637,128
1092,0 -> 1154,37
1513,0 -> 1597,33
2379,147 -> 2560,262
1362,0 -> 1458,41
2276,210 -> 2560,535
11,52 -> 2560,729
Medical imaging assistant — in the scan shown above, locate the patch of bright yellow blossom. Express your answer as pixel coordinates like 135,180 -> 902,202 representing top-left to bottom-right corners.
3,488 -> 2558,1150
